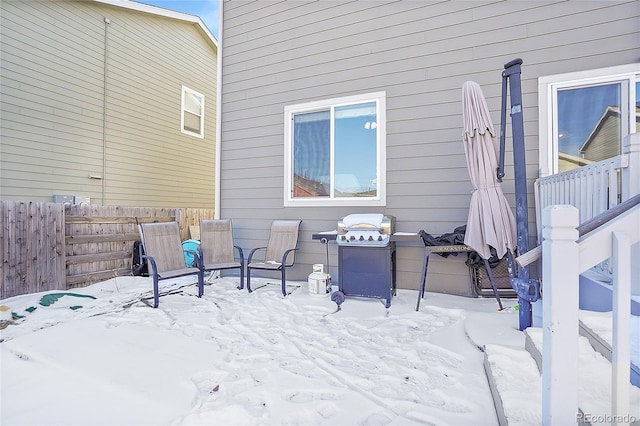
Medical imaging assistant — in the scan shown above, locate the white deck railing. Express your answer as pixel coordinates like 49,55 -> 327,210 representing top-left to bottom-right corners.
535,155 -> 627,281
541,200 -> 639,425
521,134 -> 640,277
535,155 -> 626,239
535,133 -> 640,241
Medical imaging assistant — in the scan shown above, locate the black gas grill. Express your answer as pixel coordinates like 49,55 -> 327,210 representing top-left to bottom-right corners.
316,214 -> 396,307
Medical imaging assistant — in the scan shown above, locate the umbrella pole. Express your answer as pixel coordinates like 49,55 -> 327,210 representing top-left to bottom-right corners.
501,59 -> 540,330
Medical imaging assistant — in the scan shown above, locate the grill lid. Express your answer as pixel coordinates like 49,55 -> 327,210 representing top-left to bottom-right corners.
336,214 -> 395,246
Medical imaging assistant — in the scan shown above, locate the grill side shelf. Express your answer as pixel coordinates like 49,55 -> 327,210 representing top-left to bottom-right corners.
311,233 -> 337,241
311,233 -> 423,243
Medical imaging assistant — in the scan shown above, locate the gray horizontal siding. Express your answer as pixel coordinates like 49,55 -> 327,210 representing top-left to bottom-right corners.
220,0 -> 640,290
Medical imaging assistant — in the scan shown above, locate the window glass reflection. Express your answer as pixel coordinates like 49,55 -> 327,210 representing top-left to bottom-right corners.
557,83 -> 620,171
334,102 -> 378,197
293,110 -> 330,197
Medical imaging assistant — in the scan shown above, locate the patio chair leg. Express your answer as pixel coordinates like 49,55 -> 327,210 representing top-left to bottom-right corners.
281,268 -> 287,297
197,269 -> 204,298
152,275 -> 159,308
246,267 -> 253,292
239,264 -> 245,290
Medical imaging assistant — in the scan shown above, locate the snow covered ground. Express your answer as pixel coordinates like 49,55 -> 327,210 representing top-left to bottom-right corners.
0,275 -> 636,425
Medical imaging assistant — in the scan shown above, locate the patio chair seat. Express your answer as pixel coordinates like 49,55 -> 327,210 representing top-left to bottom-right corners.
199,219 -> 245,289
247,261 -> 281,270
157,267 -> 202,279
207,261 -> 243,270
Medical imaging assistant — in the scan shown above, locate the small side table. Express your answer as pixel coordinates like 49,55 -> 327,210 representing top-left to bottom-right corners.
416,244 -> 504,311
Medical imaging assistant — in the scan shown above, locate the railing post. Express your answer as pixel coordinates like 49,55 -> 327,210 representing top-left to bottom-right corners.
622,133 -> 640,201
611,231 -> 631,424
622,133 -> 640,298
541,205 -> 579,425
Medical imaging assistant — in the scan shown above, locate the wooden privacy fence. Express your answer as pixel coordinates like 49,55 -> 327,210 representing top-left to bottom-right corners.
0,202 -> 65,298
1,201 -> 215,299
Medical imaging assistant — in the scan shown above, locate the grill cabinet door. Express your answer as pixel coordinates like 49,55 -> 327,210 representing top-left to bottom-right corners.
338,244 -> 395,307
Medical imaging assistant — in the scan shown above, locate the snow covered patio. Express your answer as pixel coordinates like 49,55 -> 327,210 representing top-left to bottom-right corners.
2,276 -> 638,425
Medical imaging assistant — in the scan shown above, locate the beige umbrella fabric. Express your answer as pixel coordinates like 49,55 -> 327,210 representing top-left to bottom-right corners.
461,81 -> 516,260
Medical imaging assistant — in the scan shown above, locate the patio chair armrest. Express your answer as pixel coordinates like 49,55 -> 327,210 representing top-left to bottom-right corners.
142,254 -> 158,275
234,245 -> 245,262
247,246 -> 267,263
281,247 -> 299,267
183,249 -> 203,268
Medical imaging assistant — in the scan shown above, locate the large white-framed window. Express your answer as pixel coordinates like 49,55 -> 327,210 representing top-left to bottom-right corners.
538,64 -> 639,177
181,85 -> 205,138
284,91 -> 386,207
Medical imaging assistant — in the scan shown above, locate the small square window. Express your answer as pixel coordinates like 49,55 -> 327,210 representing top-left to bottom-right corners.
181,86 -> 204,138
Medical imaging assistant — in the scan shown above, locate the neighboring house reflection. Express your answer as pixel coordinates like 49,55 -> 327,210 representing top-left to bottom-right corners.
559,106 -> 640,171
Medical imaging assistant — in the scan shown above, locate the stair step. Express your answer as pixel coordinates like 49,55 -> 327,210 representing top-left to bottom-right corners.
578,310 -> 640,387
524,328 -> 542,372
485,329 -> 640,425
525,328 -> 629,419
484,344 -> 542,425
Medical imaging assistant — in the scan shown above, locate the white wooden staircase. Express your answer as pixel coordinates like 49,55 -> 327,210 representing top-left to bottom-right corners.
482,133 -> 639,424
484,323 -> 640,425
483,192 -> 640,425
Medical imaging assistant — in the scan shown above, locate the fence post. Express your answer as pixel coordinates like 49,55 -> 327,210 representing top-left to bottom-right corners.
541,205 -> 579,425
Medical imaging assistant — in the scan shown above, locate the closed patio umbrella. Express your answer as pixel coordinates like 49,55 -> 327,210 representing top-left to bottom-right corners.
461,81 -> 516,260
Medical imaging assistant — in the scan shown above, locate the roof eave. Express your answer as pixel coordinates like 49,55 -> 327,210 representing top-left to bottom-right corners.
92,0 -> 217,50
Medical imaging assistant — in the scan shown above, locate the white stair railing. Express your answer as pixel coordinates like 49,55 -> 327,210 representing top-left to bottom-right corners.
535,133 -> 640,242
541,200 -> 640,425
535,155 -> 626,239
525,134 -> 640,286
535,155 -> 626,281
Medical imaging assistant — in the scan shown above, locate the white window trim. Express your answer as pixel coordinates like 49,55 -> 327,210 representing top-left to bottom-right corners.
283,91 -> 387,207
181,85 -> 205,138
538,63 -> 639,177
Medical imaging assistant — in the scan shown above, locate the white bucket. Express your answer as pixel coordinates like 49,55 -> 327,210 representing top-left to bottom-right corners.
308,266 -> 330,298
0,305 -> 11,322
